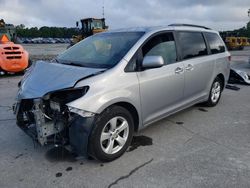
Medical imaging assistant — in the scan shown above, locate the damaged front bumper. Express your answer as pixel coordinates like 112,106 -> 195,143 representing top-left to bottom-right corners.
13,61 -> 105,156
14,95 -> 96,156
15,98 -> 65,145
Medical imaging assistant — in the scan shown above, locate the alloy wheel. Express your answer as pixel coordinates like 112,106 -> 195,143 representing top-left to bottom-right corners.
211,81 -> 221,103
100,116 -> 129,154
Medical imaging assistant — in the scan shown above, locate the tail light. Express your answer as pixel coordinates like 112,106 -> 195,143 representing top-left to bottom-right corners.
228,55 -> 231,62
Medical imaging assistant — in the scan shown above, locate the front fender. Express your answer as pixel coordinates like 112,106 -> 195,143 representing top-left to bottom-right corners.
67,88 -> 141,115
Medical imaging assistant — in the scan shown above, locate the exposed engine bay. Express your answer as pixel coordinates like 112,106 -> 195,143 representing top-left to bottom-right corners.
14,87 -> 89,145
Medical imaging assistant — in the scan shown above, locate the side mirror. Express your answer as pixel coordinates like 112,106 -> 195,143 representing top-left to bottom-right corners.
142,56 -> 164,69
76,21 -> 79,27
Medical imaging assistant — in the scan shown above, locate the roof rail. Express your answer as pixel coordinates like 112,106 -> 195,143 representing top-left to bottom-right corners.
168,23 -> 211,30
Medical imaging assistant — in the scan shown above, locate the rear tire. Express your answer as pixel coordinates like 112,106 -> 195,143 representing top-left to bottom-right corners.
205,77 -> 223,107
88,106 -> 134,162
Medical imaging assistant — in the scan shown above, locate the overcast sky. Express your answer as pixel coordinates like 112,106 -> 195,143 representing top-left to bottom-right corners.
0,0 -> 249,31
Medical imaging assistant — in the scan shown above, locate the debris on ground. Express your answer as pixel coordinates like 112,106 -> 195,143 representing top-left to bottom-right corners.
226,84 -> 240,91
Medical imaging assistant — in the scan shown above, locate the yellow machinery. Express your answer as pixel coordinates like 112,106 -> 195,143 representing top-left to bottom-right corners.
0,19 -> 17,42
225,37 -> 243,50
238,37 -> 250,47
70,18 -> 108,46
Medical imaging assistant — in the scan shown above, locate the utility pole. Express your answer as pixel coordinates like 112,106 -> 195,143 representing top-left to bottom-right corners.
102,0 -> 105,18
248,9 -> 250,29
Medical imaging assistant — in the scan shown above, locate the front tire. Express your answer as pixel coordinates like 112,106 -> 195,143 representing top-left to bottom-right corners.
89,106 -> 134,162
205,77 -> 222,107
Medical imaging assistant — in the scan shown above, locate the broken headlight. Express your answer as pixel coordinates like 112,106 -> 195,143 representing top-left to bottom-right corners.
68,106 -> 95,117
48,86 -> 89,112
50,100 -> 61,111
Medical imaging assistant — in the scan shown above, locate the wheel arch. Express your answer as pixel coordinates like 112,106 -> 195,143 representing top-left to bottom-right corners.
216,73 -> 225,90
101,101 -> 140,132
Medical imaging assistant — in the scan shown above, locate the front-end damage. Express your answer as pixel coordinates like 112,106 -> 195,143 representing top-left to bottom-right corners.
15,87 -> 92,146
14,61 -> 105,156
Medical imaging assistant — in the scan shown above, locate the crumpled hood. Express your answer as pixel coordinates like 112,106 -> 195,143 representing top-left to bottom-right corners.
17,61 -> 105,99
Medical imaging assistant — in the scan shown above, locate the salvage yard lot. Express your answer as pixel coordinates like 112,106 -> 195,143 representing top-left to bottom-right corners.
0,46 -> 250,188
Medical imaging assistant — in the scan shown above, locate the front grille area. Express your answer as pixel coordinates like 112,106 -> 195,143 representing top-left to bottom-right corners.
6,56 -> 22,59
2,46 -> 22,60
5,51 -> 22,55
3,47 -> 11,50
3,46 -> 20,50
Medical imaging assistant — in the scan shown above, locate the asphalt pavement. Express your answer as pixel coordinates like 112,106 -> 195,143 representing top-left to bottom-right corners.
0,47 -> 250,188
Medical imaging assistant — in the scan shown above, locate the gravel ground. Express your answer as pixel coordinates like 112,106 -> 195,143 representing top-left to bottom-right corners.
0,46 -> 250,188
22,43 -> 68,61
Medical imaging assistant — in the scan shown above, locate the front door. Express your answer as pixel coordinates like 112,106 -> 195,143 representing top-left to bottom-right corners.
137,32 -> 185,125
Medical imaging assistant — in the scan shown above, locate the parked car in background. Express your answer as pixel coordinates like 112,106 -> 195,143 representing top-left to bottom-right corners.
19,37 -> 71,44
14,24 -> 230,162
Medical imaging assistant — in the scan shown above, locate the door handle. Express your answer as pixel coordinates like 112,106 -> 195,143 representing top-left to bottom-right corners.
175,67 -> 184,74
185,64 -> 194,71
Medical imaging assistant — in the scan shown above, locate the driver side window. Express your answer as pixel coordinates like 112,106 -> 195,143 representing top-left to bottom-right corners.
142,32 -> 177,65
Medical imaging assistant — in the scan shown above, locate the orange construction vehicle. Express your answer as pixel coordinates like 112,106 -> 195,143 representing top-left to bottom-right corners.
0,19 -> 29,74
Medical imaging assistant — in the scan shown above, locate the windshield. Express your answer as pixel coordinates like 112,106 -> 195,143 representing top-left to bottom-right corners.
91,20 -> 103,29
57,32 -> 144,68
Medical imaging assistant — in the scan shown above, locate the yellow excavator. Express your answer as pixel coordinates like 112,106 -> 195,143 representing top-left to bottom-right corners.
225,37 -> 243,50
70,18 -> 108,47
225,36 -> 250,50
238,37 -> 250,47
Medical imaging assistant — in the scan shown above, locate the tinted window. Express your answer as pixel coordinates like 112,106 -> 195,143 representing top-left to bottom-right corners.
178,32 -> 207,60
205,33 -> 225,54
142,33 -> 177,64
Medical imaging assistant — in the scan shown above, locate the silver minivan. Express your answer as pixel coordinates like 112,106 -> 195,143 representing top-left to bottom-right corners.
14,24 -> 230,161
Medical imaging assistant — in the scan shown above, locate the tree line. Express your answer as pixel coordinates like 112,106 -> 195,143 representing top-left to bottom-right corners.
16,24 -> 79,38
220,21 -> 250,39
15,21 -> 250,39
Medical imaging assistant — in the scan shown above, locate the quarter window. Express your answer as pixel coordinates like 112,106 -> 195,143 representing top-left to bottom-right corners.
205,33 -> 225,54
177,32 -> 207,60
142,33 -> 177,65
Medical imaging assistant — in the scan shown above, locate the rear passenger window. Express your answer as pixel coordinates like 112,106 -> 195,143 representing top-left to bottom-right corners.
177,32 -> 207,60
205,33 -> 225,54
142,33 -> 177,65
